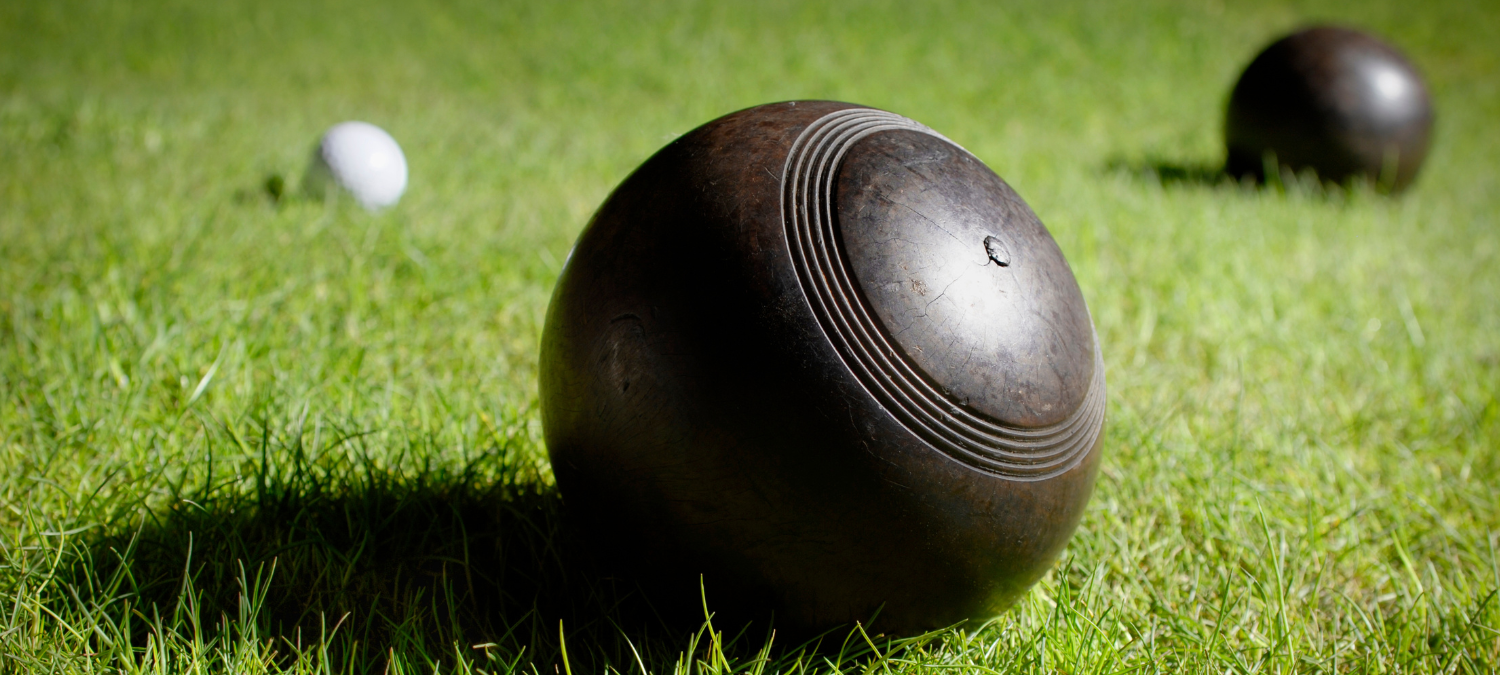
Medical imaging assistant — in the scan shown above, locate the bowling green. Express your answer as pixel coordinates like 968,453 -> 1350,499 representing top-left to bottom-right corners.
1,0 -> 1496,672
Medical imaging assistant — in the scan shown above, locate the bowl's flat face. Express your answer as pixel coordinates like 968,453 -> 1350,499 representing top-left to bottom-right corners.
836,128 -> 1095,427
781,108 -> 1103,479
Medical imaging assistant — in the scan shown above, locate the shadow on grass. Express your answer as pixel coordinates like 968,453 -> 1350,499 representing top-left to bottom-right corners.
62,415 -> 924,673
1107,157 -> 1398,198
1106,157 -> 1238,188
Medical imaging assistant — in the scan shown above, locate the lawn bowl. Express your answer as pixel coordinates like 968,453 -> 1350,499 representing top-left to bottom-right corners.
304,121 -> 409,210
539,101 -> 1106,635
1225,25 -> 1434,192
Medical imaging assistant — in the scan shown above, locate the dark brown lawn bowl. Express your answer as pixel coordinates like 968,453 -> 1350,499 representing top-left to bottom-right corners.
539,101 -> 1106,636
1225,26 -> 1434,192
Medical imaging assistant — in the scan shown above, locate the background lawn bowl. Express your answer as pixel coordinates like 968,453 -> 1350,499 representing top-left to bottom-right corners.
2,0 -> 1497,672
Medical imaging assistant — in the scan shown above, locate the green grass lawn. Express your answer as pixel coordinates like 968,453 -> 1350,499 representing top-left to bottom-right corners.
3,0 -> 1498,672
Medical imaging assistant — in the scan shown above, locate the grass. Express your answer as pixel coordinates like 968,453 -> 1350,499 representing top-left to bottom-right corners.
2,0 -> 1498,672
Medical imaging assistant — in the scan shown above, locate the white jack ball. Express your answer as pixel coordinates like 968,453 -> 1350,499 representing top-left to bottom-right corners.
307,121 -> 408,211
